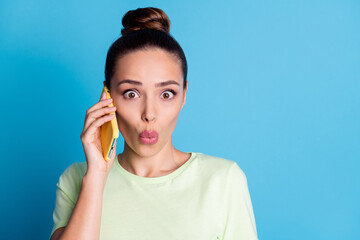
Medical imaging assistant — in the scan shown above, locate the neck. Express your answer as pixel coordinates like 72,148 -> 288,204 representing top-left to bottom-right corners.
118,140 -> 188,178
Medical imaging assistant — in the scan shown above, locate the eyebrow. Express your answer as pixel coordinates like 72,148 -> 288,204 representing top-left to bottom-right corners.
116,79 -> 180,88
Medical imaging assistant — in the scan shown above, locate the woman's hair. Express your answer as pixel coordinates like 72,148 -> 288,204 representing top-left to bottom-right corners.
104,7 -> 188,91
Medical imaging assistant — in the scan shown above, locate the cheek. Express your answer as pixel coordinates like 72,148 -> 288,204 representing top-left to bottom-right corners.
163,103 -> 183,128
116,112 -> 137,134
113,101 -> 135,129
114,106 -> 136,143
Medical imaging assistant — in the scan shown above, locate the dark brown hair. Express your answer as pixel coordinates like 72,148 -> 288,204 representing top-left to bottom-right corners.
104,7 -> 188,90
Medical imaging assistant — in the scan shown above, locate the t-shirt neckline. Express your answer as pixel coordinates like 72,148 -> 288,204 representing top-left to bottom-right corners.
114,152 -> 197,184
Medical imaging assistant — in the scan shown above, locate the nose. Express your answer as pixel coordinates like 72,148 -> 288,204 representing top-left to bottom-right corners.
141,97 -> 156,122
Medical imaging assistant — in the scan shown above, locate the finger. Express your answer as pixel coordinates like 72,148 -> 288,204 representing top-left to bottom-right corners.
83,113 -> 115,141
100,89 -> 107,101
82,98 -> 115,134
83,105 -> 116,133
86,97 -> 114,117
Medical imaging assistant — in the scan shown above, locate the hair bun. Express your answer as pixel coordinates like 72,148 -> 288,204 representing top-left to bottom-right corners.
121,7 -> 171,36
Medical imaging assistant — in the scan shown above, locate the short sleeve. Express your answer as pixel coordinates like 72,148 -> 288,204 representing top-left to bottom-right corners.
222,162 -> 259,240
49,163 -> 84,240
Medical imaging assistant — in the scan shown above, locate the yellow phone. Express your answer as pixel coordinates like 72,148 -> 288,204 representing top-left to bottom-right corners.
100,85 -> 119,161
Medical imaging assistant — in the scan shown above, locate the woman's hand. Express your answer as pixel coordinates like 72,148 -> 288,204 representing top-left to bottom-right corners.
80,89 -> 118,176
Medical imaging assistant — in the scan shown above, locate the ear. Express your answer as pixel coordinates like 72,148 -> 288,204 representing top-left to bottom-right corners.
181,81 -> 189,110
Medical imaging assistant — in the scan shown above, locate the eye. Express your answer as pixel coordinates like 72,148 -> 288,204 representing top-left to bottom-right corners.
162,90 -> 177,100
122,89 -> 177,100
122,89 -> 139,99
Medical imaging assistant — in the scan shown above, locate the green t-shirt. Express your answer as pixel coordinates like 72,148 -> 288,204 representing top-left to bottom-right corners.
50,152 -> 258,239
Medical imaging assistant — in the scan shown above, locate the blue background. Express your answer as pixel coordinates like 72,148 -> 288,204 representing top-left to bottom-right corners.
1,0 -> 359,239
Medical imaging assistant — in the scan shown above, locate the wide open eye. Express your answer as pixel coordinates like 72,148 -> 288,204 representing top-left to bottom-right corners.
123,89 -> 139,99
122,89 -> 177,100
162,90 -> 177,100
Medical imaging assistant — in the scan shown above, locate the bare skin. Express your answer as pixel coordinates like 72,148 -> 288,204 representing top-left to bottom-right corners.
51,47 -> 190,240
110,47 -> 190,178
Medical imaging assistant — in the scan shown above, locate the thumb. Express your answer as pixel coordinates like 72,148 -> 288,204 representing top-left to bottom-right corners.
110,139 -> 118,161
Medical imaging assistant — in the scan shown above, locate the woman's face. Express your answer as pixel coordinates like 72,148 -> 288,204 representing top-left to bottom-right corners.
110,48 -> 188,156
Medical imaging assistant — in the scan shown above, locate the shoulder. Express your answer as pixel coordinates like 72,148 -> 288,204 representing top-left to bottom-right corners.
193,152 -> 247,180
59,162 -> 87,181
56,162 -> 88,200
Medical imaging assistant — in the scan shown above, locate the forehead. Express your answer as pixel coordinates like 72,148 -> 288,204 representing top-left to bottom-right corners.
113,48 -> 182,85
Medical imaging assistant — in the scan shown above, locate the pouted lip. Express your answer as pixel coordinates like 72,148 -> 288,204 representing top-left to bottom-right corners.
139,130 -> 158,138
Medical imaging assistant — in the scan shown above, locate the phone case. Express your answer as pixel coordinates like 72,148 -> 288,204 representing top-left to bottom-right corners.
100,85 -> 119,161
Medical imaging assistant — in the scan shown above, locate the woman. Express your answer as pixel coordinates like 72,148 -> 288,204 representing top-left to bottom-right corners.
50,7 -> 258,240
